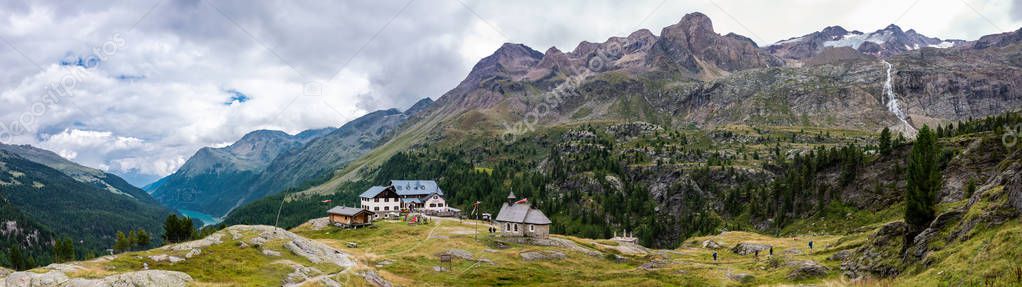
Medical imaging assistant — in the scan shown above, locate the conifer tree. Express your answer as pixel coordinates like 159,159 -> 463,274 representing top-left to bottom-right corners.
879,127 -> 892,155
905,126 -> 941,245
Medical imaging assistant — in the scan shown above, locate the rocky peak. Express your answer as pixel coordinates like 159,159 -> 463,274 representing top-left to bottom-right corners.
404,97 -> 434,116
820,26 -> 849,36
882,24 -> 903,34
647,12 -> 778,73
493,43 -> 544,62
678,12 -> 714,35
454,42 -> 543,93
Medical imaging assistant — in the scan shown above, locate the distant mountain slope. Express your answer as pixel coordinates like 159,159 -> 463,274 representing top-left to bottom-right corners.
148,128 -> 334,217
238,106 -> 419,208
151,98 -> 431,218
0,143 -> 154,201
0,149 -> 173,252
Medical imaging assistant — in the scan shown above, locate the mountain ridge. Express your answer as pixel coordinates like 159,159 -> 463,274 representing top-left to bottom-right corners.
150,98 -> 434,218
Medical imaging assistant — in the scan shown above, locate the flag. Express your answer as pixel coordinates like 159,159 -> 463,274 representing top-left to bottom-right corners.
321,199 -> 332,203
514,198 -> 528,204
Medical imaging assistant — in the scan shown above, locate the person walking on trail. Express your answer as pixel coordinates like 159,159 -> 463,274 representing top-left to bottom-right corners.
769,246 -> 773,256
754,250 -> 760,261
712,251 -> 718,263
808,240 -> 814,254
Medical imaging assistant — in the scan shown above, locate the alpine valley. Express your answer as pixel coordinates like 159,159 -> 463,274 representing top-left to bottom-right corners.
2,10 -> 1022,286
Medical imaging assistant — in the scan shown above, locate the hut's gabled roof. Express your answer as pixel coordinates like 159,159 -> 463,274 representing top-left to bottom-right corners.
327,206 -> 372,216
495,202 -> 551,225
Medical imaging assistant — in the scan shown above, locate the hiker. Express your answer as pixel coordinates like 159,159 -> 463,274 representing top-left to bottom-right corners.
754,250 -> 760,260
769,246 -> 773,256
712,251 -> 718,262
808,240 -> 814,253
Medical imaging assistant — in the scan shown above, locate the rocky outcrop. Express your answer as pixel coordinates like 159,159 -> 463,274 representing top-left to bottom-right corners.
906,209 -> 963,262
731,243 -> 771,255
841,221 -> 907,279
702,240 -> 724,249
362,270 -> 392,287
786,260 -> 830,279
437,249 -> 474,260
2,270 -> 192,287
283,264 -> 323,286
519,250 -> 566,261
949,161 -> 1022,242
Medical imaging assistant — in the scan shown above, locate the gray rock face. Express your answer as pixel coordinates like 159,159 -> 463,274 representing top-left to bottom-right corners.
283,265 -> 322,286
2,270 -> 191,287
702,240 -> 724,249
731,243 -> 771,255
787,260 -> 830,280
438,249 -> 474,260
223,225 -> 353,268
519,250 -> 567,261
184,249 -> 201,258
950,162 -> 1022,242
362,270 -> 392,287
262,249 -> 281,257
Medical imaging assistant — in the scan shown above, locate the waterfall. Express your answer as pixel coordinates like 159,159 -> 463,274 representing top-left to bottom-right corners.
882,60 -> 915,133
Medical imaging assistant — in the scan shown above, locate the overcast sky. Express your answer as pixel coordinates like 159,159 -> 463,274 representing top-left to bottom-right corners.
0,0 -> 1019,186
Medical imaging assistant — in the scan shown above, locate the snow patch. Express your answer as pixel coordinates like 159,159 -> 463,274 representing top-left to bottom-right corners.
824,31 -> 892,49
928,41 -> 956,49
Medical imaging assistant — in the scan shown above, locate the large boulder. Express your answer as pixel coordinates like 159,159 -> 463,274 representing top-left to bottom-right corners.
787,260 -> 829,280
519,250 -> 566,261
437,249 -> 474,260
731,243 -> 771,255
702,240 -> 724,249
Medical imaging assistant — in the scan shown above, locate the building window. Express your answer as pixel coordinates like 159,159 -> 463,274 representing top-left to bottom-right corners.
374,198 -> 379,202
384,206 -> 389,211
530,224 -> 535,232
374,207 -> 379,211
505,223 -> 510,231
513,224 -> 518,232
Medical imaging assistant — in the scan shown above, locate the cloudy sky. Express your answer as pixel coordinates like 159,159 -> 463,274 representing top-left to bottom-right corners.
0,0 -> 1019,186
